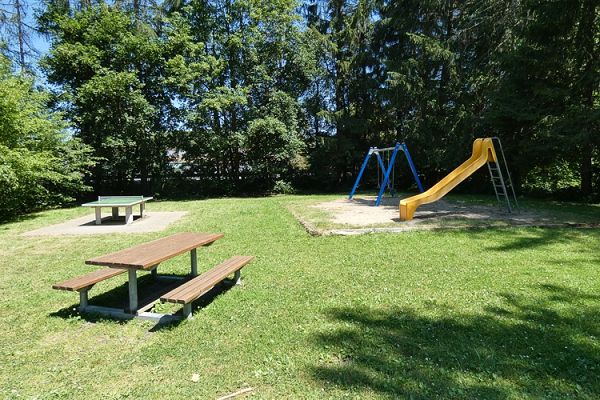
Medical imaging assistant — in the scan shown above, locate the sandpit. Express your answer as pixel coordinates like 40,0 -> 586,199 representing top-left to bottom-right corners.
291,196 -> 586,235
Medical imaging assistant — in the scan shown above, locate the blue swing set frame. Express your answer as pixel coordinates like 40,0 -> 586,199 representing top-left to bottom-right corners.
348,142 -> 424,206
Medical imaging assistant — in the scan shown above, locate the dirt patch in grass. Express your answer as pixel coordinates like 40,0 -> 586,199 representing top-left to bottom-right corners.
291,196 -> 598,235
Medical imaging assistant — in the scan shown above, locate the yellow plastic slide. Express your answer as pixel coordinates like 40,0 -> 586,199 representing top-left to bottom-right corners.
399,138 -> 498,221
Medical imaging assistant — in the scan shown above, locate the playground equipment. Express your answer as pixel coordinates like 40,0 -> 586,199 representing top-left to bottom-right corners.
349,142 -> 424,206
399,137 -> 518,220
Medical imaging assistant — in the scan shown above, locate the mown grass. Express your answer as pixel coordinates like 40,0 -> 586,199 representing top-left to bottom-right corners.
0,195 -> 599,399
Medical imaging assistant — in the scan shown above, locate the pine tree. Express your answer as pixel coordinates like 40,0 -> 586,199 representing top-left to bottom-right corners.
0,0 -> 37,71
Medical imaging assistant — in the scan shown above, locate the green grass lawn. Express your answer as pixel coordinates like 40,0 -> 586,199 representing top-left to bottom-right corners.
1,195 -> 599,399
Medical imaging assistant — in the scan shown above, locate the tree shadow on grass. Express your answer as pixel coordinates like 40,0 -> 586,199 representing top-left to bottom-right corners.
312,284 -> 600,399
0,212 -> 41,229
486,228 -> 600,252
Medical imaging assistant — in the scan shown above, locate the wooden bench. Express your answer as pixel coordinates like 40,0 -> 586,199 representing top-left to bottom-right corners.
161,255 -> 254,318
52,268 -> 126,310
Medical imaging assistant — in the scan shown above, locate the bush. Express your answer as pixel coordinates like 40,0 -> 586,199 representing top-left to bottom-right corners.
0,56 -> 94,220
272,180 -> 296,195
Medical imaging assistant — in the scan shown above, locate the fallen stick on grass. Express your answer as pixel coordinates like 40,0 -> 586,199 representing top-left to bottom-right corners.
216,387 -> 254,400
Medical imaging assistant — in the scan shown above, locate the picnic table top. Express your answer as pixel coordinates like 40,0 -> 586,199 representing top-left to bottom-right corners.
85,232 -> 224,270
82,196 -> 153,207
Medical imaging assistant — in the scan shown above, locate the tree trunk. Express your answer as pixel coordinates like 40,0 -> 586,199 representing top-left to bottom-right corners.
14,0 -> 26,71
580,143 -> 593,195
331,0 -> 348,183
333,8 -> 346,131
438,0 -> 453,107
575,0 -> 597,195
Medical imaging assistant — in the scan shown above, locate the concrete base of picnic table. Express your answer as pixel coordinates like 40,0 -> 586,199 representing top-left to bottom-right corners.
82,305 -> 184,323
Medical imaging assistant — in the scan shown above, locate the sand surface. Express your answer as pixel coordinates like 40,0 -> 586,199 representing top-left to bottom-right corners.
297,196 -> 580,235
314,196 -> 550,227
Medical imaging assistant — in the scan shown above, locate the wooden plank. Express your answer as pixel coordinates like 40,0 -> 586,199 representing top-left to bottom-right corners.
163,257 -> 245,301
52,268 -> 127,292
161,256 -> 254,304
168,256 -> 250,302
161,256 -> 252,304
85,232 -> 224,270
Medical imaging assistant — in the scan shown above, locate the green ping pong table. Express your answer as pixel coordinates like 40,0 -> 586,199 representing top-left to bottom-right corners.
82,196 -> 153,225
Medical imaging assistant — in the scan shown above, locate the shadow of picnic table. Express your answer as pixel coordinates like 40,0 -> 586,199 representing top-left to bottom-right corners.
49,273 -> 235,331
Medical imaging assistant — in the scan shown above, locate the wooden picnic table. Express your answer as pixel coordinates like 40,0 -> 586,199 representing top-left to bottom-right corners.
53,231 -> 254,322
86,232 -> 223,319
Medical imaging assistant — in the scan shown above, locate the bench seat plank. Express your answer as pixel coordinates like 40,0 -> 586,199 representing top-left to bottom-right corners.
52,268 -> 126,292
85,232 -> 224,270
161,256 -> 254,304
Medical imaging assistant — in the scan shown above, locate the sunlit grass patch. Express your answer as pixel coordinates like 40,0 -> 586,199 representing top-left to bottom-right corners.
0,195 -> 599,398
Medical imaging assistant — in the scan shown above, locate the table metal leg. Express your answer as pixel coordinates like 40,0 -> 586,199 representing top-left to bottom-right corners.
125,206 -> 133,224
190,249 -> 197,277
149,263 -> 163,279
127,269 -> 138,313
95,208 -> 102,225
233,270 -> 241,285
79,290 -> 89,310
182,303 -> 192,319
112,207 -> 119,219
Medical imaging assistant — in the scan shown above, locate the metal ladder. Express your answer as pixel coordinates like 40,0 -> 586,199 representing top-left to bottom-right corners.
486,137 -> 519,213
